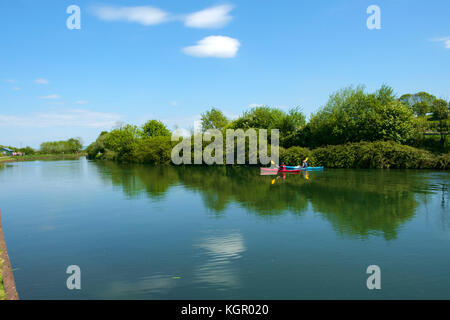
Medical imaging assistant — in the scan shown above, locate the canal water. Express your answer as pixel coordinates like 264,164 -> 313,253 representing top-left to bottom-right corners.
0,159 -> 449,299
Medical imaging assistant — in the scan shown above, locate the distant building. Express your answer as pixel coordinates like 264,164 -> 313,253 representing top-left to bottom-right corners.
0,147 -> 14,156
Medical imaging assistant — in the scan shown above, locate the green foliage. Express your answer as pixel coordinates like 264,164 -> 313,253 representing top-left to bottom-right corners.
430,99 -> 450,150
0,145 -> 36,155
103,125 -> 141,161
399,91 -> 436,116
431,99 -> 450,121
19,146 -> 36,155
132,136 -> 173,164
280,146 -> 315,166
0,253 -> 5,300
201,108 -> 229,131
229,106 -> 305,147
84,86 -> 448,169
86,132 -> 109,159
306,85 -> 414,147
312,141 -> 436,169
435,153 -> 450,170
142,120 -> 171,138
40,138 -> 83,154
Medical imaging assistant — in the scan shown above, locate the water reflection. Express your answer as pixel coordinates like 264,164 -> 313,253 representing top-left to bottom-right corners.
194,231 -> 245,289
101,274 -> 178,299
92,162 -> 449,240
1,160 -> 449,299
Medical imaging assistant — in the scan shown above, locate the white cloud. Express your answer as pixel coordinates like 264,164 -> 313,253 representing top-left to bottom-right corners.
171,101 -> 177,107
76,100 -> 89,105
34,78 -> 49,85
183,36 -> 240,58
184,4 -> 233,28
0,109 -> 123,128
248,103 -> 264,108
92,5 -> 170,26
431,37 -> 450,49
39,94 -> 60,100
5,79 -> 17,83
12,87 -> 21,91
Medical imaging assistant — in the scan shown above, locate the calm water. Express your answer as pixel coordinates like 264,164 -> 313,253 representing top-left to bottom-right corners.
0,159 -> 449,299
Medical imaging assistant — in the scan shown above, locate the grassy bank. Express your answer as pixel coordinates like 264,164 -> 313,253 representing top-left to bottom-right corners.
0,153 -> 84,163
0,250 -> 5,300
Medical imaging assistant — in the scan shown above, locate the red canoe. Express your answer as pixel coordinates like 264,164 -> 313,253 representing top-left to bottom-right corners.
260,168 -> 300,173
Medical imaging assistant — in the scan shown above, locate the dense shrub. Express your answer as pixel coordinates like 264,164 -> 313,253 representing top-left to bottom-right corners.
103,125 -> 140,162
132,137 -> 173,164
306,85 -> 415,148
280,146 -> 316,166
312,141 -> 436,169
435,153 -> 450,170
86,131 -> 109,159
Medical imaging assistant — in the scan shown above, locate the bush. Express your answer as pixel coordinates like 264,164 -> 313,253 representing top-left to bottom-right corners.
306,85 -> 415,148
132,137 -> 173,164
86,132 -> 109,159
312,141 -> 437,169
103,125 -> 140,162
435,153 -> 450,170
40,138 -> 83,154
280,146 -> 315,166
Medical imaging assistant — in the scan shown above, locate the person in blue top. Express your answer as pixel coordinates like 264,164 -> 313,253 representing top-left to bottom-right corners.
302,160 -> 308,168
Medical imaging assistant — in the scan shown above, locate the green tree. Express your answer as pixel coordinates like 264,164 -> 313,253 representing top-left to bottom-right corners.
19,146 -> 36,155
200,108 -> 229,131
306,85 -> 414,147
86,132 -> 109,159
431,99 -> 449,150
66,138 -> 83,153
104,125 -> 141,161
142,120 -> 171,138
39,138 -> 83,154
399,92 -> 436,116
230,106 -> 285,130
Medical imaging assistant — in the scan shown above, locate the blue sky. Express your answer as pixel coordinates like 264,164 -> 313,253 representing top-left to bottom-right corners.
1,0 -> 449,148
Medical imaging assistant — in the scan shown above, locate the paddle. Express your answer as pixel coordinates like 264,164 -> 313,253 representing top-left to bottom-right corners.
272,176 -> 281,184
270,160 -> 277,184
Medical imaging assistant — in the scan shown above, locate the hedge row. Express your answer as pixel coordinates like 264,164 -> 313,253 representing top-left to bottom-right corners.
280,141 -> 449,169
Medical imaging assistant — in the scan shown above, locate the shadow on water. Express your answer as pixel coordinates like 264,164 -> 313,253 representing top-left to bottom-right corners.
92,162 -> 449,240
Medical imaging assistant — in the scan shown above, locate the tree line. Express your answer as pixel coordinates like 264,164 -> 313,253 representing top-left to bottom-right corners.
1,138 -> 83,155
83,85 -> 448,169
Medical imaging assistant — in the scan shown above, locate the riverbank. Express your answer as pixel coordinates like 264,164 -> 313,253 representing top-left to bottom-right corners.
0,209 -> 19,300
0,154 -> 84,164
87,136 -> 450,170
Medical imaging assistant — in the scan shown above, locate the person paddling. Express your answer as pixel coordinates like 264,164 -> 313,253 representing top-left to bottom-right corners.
302,160 -> 308,169
279,163 -> 286,172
